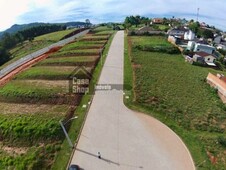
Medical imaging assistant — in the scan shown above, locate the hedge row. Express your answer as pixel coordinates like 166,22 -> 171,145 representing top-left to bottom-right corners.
134,45 -> 181,54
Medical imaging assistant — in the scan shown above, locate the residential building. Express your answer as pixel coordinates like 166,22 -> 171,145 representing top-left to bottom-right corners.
193,51 -> 216,66
184,30 -> 195,40
214,36 -> 222,44
151,18 -> 164,24
167,27 -> 188,39
193,43 -> 216,54
187,41 -> 196,51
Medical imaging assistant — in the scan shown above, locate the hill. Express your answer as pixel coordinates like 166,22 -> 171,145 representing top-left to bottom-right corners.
0,22 -> 87,38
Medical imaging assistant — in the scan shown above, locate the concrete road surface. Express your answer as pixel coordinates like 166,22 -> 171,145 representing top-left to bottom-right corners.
70,31 -> 195,170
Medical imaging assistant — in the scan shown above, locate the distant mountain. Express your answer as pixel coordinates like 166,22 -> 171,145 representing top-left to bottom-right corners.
0,22 -> 86,39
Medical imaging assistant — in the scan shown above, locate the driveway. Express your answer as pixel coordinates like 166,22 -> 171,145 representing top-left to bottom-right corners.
70,31 -> 195,170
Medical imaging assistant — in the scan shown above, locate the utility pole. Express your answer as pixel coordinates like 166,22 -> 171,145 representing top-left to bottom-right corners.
197,8 -> 200,22
59,116 -> 78,148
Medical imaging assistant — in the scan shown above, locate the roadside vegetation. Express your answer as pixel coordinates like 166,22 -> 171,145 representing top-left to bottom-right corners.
125,34 -> 226,170
0,26 -> 115,169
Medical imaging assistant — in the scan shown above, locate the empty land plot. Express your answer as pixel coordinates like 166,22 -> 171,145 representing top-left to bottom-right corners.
49,49 -> 100,57
38,56 -> 99,66
129,35 -> 226,169
35,29 -> 77,42
81,36 -> 109,41
15,66 -> 76,80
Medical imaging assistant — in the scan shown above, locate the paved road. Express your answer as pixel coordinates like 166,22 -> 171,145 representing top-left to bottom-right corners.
70,31 -> 195,170
0,29 -> 89,79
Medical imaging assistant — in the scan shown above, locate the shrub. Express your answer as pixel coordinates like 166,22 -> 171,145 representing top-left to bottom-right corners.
218,136 -> 226,147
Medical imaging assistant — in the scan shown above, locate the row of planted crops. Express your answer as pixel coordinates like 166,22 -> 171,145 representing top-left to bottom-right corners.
0,26 -> 114,169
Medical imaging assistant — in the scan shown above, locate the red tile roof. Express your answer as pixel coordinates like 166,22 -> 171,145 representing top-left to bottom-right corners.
194,51 -> 214,58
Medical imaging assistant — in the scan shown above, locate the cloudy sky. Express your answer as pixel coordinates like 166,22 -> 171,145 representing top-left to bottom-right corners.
0,0 -> 225,31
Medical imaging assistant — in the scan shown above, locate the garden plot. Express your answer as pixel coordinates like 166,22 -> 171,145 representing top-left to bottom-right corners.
49,49 -> 101,57
0,102 -> 69,115
15,66 -> 78,80
38,56 -> 99,67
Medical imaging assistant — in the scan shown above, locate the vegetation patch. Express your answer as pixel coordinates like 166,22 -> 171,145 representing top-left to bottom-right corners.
15,66 -> 78,80
126,35 -> 226,169
38,56 -> 99,67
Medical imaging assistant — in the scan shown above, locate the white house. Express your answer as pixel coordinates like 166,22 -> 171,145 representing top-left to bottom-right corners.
193,43 -> 216,54
184,30 -> 195,40
193,51 -> 217,66
187,41 -> 196,51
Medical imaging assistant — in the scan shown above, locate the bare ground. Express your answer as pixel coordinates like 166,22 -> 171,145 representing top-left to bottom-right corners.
0,102 -> 69,115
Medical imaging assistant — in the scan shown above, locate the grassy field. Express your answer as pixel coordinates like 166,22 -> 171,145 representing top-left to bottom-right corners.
0,26 -> 115,169
37,56 -> 98,66
15,66 -> 78,80
125,35 -> 226,170
35,29 -> 77,41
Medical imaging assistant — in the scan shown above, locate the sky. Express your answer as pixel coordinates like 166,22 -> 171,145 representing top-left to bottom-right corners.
0,0 -> 226,31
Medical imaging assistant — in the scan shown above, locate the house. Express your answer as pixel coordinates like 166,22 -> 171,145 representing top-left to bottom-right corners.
184,30 -> 195,40
187,41 -> 196,51
214,36 -> 222,44
167,27 -> 188,39
151,18 -> 164,24
193,51 -> 217,66
193,43 -> 216,54
207,73 -> 226,103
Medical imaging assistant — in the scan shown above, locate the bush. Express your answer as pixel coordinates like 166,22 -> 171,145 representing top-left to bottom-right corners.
218,136 -> 226,147
134,45 -> 181,54
215,61 -> 224,71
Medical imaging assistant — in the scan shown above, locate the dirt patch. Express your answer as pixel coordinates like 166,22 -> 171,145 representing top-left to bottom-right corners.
0,102 -> 69,115
2,146 -> 28,155
25,79 -> 69,92
132,64 -> 142,68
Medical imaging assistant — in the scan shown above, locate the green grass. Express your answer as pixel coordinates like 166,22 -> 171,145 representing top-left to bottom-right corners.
125,35 -> 226,170
15,66 -> 76,80
35,29 -> 77,41
0,113 -> 64,170
51,30 -> 116,170
49,49 -> 100,58
131,36 -> 172,47
38,56 -> 98,66
0,80 -> 65,100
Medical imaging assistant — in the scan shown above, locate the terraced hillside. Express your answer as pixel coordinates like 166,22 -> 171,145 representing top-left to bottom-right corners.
0,26 -> 114,170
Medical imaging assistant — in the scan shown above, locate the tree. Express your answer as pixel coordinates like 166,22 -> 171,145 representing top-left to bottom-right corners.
188,21 -> 200,34
85,19 -> 91,28
0,46 -> 10,65
198,29 -> 214,39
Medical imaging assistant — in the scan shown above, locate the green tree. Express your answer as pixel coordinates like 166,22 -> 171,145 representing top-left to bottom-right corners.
0,46 -> 10,65
188,21 -> 200,34
198,29 -> 214,39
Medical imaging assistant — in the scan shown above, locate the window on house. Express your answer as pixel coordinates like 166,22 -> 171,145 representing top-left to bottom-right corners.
208,58 -> 210,61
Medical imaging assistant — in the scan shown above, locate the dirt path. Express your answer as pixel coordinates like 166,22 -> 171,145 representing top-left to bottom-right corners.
70,31 -> 195,170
